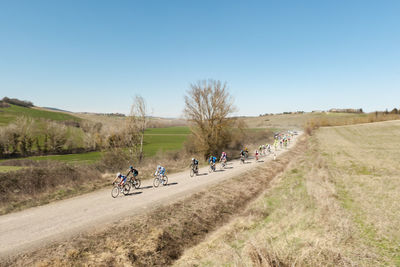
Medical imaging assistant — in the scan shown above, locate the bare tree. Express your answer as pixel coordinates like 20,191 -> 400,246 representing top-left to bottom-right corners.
46,121 -> 68,152
126,95 -> 148,163
184,79 -> 237,159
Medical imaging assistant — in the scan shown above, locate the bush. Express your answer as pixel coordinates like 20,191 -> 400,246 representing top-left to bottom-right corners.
2,97 -> 33,108
97,148 -> 131,172
0,101 -> 10,108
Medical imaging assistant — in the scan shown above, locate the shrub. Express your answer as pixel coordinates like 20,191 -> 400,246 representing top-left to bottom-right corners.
2,97 -> 33,108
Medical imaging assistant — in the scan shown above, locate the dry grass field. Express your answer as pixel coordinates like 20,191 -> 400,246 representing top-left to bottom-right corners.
175,120 -> 400,266
240,112 -> 400,131
238,112 -> 349,129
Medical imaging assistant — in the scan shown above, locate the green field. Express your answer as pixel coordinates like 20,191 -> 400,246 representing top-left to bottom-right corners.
145,126 -> 190,135
0,104 -> 81,125
22,151 -> 103,164
143,126 -> 190,156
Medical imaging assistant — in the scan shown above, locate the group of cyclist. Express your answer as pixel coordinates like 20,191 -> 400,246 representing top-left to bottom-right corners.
113,130 -> 297,190
191,151 -> 227,174
113,164 -> 166,188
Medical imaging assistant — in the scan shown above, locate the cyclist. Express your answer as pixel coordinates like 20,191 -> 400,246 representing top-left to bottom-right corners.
155,165 -> 166,178
126,165 -> 139,181
273,139 -> 279,151
220,151 -> 227,163
112,172 -> 127,186
240,150 -> 246,162
267,144 -> 271,153
255,149 -> 259,161
191,158 -> 199,172
208,155 -> 217,170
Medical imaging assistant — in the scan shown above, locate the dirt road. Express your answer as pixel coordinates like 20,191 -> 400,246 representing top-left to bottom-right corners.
0,133 -> 301,259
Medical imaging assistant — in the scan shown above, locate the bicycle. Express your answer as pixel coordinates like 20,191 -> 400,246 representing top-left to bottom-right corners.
220,159 -> 226,170
127,176 -> 141,190
240,154 -> 245,164
190,164 -> 198,177
209,162 -> 216,173
153,173 -> 168,187
111,182 -> 130,198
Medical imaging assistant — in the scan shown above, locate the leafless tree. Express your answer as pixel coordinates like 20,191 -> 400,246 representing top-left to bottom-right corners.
45,121 -> 68,152
184,79 -> 237,159
126,95 -> 148,163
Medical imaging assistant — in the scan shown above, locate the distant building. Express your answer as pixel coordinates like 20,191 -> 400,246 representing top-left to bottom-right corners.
329,108 -> 363,113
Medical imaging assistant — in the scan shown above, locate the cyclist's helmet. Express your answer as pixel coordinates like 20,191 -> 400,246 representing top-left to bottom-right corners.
192,158 -> 194,161
116,172 -> 121,178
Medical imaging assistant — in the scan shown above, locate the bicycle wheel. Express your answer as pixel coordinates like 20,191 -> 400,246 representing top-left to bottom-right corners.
162,175 -> 168,186
153,177 -> 160,188
133,178 -> 141,189
190,169 -> 194,177
123,183 -> 131,195
111,186 -> 119,198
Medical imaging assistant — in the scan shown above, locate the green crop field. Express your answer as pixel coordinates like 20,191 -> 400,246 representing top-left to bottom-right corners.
0,104 -> 81,126
143,134 -> 188,156
145,126 -> 190,135
23,151 -> 103,164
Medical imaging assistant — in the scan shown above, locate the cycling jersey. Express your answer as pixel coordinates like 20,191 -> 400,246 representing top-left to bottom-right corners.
209,156 -> 217,163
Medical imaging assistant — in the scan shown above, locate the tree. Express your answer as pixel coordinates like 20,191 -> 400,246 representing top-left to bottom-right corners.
15,117 -> 34,156
184,79 -> 237,159
46,122 -> 68,152
126,95 -> 148,163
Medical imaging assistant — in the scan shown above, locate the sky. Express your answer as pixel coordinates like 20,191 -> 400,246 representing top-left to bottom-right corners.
1,0 -> 399,117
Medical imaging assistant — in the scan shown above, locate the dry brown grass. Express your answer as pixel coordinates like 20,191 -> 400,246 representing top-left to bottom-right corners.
176,121 -> 400,266
240,112 -> 400,134
304,112 -> 400,134
0,161 -> 109,215
3,136 -> 307,267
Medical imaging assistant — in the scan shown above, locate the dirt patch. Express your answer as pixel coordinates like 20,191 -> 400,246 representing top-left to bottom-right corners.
3,137 -> 307,266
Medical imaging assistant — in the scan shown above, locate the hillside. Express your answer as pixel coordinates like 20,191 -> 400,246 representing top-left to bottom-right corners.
0,104 -> 81,126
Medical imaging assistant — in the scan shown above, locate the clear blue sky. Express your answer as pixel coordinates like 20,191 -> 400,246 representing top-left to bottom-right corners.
1,0 -> 399,117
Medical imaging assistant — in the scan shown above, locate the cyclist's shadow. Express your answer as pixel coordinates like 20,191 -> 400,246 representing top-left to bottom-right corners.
164,182 -> 178,186
125,191 -> 143,196
140,185 -> 153,190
